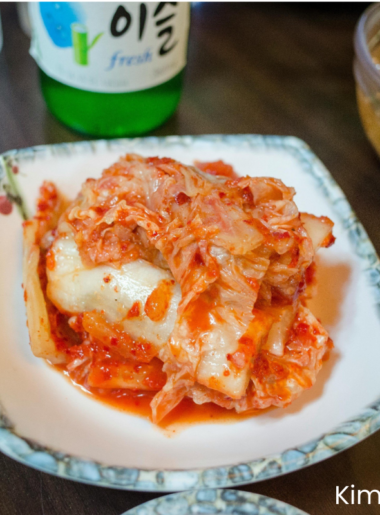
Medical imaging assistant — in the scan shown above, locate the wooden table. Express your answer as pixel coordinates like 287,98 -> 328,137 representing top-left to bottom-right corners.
1,3 -> 380,514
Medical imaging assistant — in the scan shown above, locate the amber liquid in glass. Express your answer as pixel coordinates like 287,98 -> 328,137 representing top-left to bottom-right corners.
357,40 -> 380,156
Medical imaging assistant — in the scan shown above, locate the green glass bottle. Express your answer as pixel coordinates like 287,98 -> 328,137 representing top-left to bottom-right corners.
39,69 -> 184,137
29,3 -> 190,137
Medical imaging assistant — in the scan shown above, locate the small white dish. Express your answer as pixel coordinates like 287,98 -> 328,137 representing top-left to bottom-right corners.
1,135 -> 380,491
122,489 -> 309,515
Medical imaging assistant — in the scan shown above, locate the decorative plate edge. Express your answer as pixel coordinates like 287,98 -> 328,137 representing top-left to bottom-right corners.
1,134 -> 380,491
123,489 -> 310,515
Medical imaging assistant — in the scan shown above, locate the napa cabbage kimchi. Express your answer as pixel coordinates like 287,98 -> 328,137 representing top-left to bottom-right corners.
23,154 -> 334,424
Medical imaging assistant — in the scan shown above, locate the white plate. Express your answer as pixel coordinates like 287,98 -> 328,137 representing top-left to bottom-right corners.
122,489 -> 309,514
1,135 -> 380,491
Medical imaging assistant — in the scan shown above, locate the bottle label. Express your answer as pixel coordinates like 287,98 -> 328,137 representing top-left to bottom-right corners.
29,2 -> 190,93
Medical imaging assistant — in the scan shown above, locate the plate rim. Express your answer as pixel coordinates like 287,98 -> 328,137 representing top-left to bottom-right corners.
1,133 -> 380,491
121,488 -> 309,514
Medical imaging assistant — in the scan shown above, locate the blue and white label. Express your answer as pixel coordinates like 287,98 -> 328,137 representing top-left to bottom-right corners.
29,2 -> 190,93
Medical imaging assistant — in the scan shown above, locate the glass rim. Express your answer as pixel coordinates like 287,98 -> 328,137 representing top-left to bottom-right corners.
354,2 -> 380,85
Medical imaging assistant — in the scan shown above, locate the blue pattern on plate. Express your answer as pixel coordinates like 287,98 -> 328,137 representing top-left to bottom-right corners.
1,134 -> 380,490
122,489 -> 308,514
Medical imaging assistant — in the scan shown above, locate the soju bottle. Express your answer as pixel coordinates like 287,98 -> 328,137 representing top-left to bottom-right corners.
28,2 -> 190,137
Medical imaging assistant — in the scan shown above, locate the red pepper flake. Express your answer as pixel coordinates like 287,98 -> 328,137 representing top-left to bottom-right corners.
193,252 -> 204,266
127,301 -> 141,319
0,196 -> 13,215
241,186 -> 254,205
37,200 -> 49,211
238,335 -> 253,346
295,323 -> 309,336
175,192 -> 190,205
103,275 -> 111,284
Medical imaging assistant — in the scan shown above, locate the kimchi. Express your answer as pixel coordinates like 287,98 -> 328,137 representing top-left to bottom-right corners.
22,154 -> 335,424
